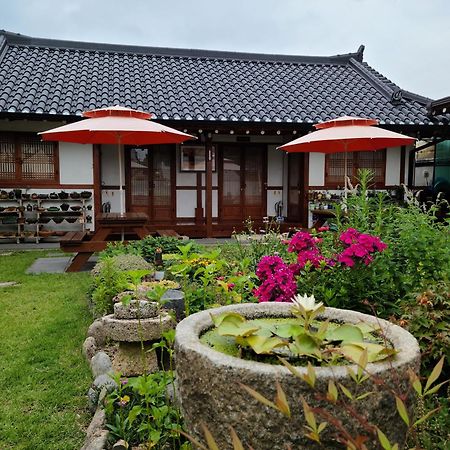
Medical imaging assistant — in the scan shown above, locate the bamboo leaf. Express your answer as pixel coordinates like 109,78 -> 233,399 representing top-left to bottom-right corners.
395,396 -> 410,427
230,427 -> 245,450
307,362 -> 316,388
201,423 -> 220,450
301,396 -> 317,431
317,422 -> 328,434
339,383 -> 354,400
413,407 -> 441,427
355,391 -> 374,401
424,357 -> 445,394
408,370 -> 422,396
180,430 -> 209,450
274,381 -> 291,418
424,380 -> 449,397
377,428 -> 392,450
240,383 -> 277,411
327,380 -> 338,403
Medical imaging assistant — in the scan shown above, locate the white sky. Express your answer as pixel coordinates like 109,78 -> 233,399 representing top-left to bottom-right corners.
2,0 -> 449,100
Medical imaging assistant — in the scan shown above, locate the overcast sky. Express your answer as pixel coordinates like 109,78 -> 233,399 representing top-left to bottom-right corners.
2,0 -> 449,100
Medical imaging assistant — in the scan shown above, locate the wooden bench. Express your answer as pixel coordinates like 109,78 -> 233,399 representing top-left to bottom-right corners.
60,231 -> 106,272
60,231 -> 89,245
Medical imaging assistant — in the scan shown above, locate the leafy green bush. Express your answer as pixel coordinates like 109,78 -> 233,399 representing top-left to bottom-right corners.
90,258 -> 128,316
399,279 -> 450,378
104,372 -> 187,449
100,236 -> 203,261
92,254 -> 153,276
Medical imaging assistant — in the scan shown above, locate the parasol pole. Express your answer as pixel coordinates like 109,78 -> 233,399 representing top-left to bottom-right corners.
117,133 -> 126,241
117,133 -> 125,216
343,141 -> 349,211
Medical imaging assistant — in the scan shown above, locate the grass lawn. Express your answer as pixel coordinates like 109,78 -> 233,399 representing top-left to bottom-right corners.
0,251 -> 93,450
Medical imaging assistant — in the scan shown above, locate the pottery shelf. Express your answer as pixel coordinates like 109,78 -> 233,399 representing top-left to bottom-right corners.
0,195 -> 93,244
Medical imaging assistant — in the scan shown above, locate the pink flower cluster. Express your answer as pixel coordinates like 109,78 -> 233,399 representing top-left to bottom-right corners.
337,228 -> 387,267
254,256 -> 297,302
254,229 -> 387,303
287,231 -> 328,271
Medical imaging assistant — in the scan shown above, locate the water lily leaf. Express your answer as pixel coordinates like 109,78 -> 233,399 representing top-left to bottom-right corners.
291,334 -> 320,357
274,323 -> 304,339
218,322 -> 260,338
355,322 -> 380,335
326,324 -> 364,343
341,342 -> 396,363
211,312 -> 245,327
246,335 -> 286,354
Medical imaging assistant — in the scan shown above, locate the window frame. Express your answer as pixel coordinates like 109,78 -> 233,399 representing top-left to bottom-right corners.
0,132 -> 60,186
324,150 -> 386,188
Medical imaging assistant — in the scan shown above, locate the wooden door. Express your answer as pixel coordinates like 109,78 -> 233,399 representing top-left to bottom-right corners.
287,153 -> 308,226
127,145 -> 175,223
219,144 -> 266,222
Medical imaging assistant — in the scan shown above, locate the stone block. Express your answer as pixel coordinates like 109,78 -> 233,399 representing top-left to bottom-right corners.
91,351 -> 113,378
112,342 -> 159,376
161,289 -> 185,321
102,313 -> 174,342
114,300 -> 159,320
82,336 -> 97,362
87,319 -> 106,347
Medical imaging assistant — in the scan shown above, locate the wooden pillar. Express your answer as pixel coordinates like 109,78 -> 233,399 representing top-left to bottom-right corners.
399,145 -> 406,185
195,172 -> 203,225
93,144 -> 102,231
205,135 -> 213,237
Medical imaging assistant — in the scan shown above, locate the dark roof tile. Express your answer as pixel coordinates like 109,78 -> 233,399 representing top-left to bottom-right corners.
0,30 -> 447,125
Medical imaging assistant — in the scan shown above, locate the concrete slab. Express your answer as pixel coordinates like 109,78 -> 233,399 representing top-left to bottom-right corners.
26,256 -> 97,274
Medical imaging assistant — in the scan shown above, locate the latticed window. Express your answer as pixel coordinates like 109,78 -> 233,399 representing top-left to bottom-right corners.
325,150 -> 386,187
0,133 -> 59,184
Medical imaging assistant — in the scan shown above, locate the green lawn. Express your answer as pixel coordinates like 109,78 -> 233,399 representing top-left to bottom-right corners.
0,251 -> 93,450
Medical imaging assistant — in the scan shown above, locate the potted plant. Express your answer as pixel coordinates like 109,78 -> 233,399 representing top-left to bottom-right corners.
175,299 -> 420,450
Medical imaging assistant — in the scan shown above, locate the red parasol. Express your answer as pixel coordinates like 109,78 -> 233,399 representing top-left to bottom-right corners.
278,116 -> 415,193
40,106 -> 195,214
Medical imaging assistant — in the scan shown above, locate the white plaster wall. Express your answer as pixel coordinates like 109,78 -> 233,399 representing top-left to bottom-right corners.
414,166 -> 434,187
176,190 -> 196,217
385,147 -> 401,186
101,190 -> 123,212
201,190 -> 218,217
309,153 -> 325,186
59,142 -> 93,184
267,145 -> 283,186
267,190 -> 283,216
101,145 -> 123,185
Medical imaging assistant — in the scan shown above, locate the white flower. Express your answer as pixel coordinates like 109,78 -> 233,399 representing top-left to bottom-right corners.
291,293 -> 323,313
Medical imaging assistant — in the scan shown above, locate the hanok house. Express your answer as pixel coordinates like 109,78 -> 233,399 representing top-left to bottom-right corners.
0,30 -> 449,240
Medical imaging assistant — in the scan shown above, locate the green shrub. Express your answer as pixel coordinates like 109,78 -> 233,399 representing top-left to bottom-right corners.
90,258 -> 128,316
100,236 -> 203,261
92,254 -> 153,276
399,279 -> 450,378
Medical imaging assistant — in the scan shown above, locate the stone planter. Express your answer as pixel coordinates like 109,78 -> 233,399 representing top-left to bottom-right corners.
175,303 -> 420,450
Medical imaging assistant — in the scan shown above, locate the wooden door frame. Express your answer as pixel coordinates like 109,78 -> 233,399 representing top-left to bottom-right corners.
287,152 -> 309,227
218,142 -> 267,223
125,145 -> 177,223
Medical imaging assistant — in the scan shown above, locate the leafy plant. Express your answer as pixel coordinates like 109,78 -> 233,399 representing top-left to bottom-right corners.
399,279 -> 450,378
104,371 -> 187,448
207,295 -> 394,365
91,254 -> 153,277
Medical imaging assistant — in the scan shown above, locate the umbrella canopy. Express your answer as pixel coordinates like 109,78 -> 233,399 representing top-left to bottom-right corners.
278,116 -> 415,196
39,105 -> 194,145
39,106 -> 195,214
278,116 -> 415,153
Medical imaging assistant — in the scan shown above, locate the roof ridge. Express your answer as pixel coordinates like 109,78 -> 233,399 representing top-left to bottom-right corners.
348,58 -> 394,100
0,29 -> 360,65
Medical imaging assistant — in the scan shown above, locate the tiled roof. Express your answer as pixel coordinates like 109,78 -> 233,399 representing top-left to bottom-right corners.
0,30 -> 447,126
